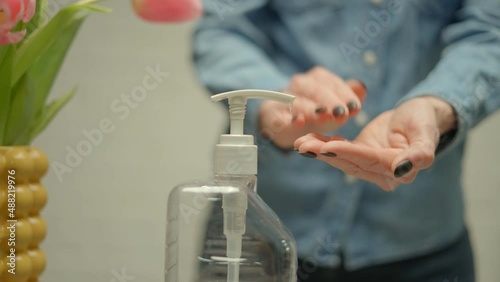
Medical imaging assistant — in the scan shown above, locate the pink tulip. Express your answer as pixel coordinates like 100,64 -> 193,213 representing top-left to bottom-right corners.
131,0 -> 202,23
0,0 -> 36,45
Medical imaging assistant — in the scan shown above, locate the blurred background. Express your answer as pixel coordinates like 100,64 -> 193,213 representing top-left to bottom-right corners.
34,1 -> 500,281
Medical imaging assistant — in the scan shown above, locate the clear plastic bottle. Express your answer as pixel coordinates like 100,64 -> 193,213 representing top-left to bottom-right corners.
165,90 -> 298,282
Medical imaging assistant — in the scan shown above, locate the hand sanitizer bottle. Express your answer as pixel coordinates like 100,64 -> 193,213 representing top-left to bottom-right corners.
165,90 -> 298,282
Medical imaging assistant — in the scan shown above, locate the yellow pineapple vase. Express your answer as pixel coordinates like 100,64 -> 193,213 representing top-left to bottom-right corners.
0,147 -> 48,282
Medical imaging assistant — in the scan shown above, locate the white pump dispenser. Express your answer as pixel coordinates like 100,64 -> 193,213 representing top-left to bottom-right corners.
211,90 -> 295,282
211,90 -> 295,176
164,89 -> 298,282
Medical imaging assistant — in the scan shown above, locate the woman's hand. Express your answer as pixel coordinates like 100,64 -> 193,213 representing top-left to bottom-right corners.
294,96 -> 457,191
259,67 -> 367,149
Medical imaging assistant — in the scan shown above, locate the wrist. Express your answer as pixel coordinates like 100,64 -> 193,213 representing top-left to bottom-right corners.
419,96 -> 457,135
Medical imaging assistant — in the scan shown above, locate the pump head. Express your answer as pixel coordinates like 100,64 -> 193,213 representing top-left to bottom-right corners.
211,89 -> 295,176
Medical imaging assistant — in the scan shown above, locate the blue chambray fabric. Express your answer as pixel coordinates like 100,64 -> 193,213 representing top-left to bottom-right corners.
193,0 -> 500,270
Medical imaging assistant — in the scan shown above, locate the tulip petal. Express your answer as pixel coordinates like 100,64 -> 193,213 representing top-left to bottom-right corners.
0,0 -> 23,30
0,29 -> 26,45
132,0 -> 202,23
22,0 -> 36,22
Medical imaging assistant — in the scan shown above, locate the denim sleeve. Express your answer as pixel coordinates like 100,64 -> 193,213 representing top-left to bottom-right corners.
397,0 -> 500,156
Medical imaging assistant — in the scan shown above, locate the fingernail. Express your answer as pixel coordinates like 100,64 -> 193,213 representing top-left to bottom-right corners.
333,106 -> 345,117
315,107 -> 327,114
347,101 -> 358,111
299,151 -> 317,158
359,81 -> 367,90
293,148 -> 299,151
394,160 -> 413,178
320,152 -> 337,157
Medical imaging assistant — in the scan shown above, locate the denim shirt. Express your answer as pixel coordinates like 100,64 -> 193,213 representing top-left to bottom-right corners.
193,0 -> 500,270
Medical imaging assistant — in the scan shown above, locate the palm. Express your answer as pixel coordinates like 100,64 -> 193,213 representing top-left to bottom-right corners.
353,110 -> 409,161
294,98 -> 441,190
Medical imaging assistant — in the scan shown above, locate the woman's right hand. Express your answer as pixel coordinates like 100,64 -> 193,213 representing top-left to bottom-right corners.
259,67 -> 367,149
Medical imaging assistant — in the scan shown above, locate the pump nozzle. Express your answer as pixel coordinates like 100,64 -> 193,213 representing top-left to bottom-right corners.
211,90 -> 295,135
211,90 -> 295,176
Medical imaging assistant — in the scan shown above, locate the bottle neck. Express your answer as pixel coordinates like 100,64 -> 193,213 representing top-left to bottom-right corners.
215,174 -> 257,193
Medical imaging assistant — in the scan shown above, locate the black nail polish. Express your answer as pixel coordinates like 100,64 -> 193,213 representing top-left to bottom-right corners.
333,106 -> 345,117
347,101 -> 358,111
315,107 -> 327,114
320,152 -> 337,157
394,160 -> 413,178
299,151 -> 317,158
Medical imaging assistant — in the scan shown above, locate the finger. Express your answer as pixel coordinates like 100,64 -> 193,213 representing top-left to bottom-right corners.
346,80 -> 367,102
392,138 -> 436,178
345,79 -> 367,115
294,133 -> 330,147
258,101 -> 293,137
294,133 -> 349,150
329,135 -> 348,141
288,77 -> 336,125
295,138 -> 326,158
309,67 -> 362,119
307,67 -> 353,122
290,96 -> 319,127
397,169 -> 419,184
316,155 -> 401,191
293,134 -> 403,191
287,74 -> 319,100
321,141 -> 399,177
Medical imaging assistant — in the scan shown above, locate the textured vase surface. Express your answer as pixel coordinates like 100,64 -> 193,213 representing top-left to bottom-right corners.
0,147 -> 48,282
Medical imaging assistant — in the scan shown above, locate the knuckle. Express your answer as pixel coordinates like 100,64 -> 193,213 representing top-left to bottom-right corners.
290,75 -> 307,88
310,66 -> 327,75
310,67 -> 334,80
415,140 -> 435,166
421,140 -> 435,164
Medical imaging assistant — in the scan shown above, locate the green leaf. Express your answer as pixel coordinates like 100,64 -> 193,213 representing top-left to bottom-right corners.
4,75 -> 36,146
29,87 -> 77,143
26,0 -> 49,35
0,46 -> 14,145
12,1 -> 110,85
0,45 -> 10,66
29,13 -> 87,119
78,4 -> 112,13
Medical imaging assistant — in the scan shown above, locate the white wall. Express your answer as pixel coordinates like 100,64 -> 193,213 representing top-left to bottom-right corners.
34,1 -> 500,281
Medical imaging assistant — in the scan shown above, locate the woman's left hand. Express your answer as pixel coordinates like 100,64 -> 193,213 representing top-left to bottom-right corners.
294,96 -> 457,191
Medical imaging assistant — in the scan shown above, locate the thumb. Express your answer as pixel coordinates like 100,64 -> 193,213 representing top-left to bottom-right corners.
392,132 -> 439,178
391,100 -> 441,178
